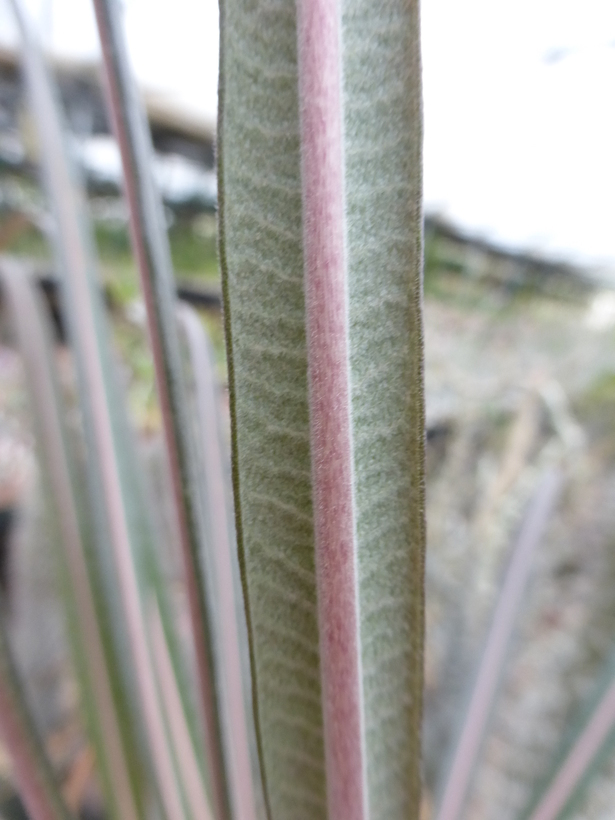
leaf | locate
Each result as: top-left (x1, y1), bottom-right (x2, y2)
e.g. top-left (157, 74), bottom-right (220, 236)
top-left (0, 344), bottom-right (70, 820)
top-left (177, 302), bottom-right (264, 820)
top-left (9, 4), bottom-right (188, 818)
top-left (91, 3), bottom-right (259, 817)
top-left (0, 258), bottom-right (138, 820)
top-left (148, 601), bottom-right (214, 820)
top-left (218, 0), bottom-right (424, 815)
top-left (521, 641), bottom-right (615, 819)
top-left (0, 616), bottom-right (69, 820)
top-left (435, 468), bottom-right (563, 820)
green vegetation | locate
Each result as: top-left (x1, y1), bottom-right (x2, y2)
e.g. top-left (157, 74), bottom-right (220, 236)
top-left (574, 372), bottom-right (615, 459)
top-left (0, 207), bottom-right (223, 432)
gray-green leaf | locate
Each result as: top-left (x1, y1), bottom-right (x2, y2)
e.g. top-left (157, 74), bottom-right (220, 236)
top-left (218, 0), bottom-right (424, 816)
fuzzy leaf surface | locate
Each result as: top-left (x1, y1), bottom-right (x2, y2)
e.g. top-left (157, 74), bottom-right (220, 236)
top-left (218, 0), bottom-right (424, 816)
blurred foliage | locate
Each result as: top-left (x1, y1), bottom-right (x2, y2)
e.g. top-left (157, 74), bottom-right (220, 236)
top-left (574, 372), bottom-right (615, 460)
top-left (423, 221), bottom-right (587, 310)
top-left (0, 220), bottom-right (50, 260)
top-left (0, 205), bottom-right (224, 433)
top-left (169, 220), bottom-right (218, 280)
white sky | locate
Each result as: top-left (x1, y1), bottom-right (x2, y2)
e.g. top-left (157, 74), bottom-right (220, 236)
top-left (0, 0), bottom-right (221, 123)
top-left (1, 0), bottom-right (614, 269)
top-left (422, 0), bottom-right (615, 269)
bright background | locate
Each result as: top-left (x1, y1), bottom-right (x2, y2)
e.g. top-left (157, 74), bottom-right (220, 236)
top-left (1, 0), bottom-right (614, 270)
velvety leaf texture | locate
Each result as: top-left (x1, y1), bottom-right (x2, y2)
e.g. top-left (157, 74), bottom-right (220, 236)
top-left (218, 0), bottom-right (424, 816)
top-left (219, 3), bottom-right (324, 818)
top-left (343, 0), bottom-right (424, 815)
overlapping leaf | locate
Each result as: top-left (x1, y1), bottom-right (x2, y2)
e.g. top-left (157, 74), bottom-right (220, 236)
top-left (91, 3), bottom-right (261, 817)
top-left (10, 3), bottom-right (206, 818)
top-left (0, 259), bottom-right (134, 820)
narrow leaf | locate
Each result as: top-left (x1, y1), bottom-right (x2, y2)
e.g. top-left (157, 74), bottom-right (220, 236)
top-left (0, 257), bottom-right (139, 820)
top-left (177, 302), bottom-right (262, 820)
top-left (0, 362), bottom-right (70, 820)
top-left (218, 0), bottom-right (424, 815)
top-left (142, 513), bottom-right (213, 816)
top-left (10, 5), bottom-right (186, 818)
top-left (148, 602), bottom-right (214, 820)
top-left (522, 644), bottom-right (615, 818)
top-left (91, 3), bottom-right (247, 817)
top-left (436, 468), bottom-right (563, 820)
top-left (0, 617), bottom-right (69, 820)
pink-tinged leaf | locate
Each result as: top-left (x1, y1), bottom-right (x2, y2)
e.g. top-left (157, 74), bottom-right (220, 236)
top-left (526, 683), bottom-right (615, 820)
top-left (177, 302), bottom-right (262, 820)
top-left (149, 602), bottom-right (214, 820)
top-left (91, 4), bottom-right (233, 818)
top-left (10, 5), bottom-right (187, 818)
top-left (0, 628), bottom-right (69, 820)
top-left (436, 469), bottom-right (563, 820)
top-left (218, 0), bottom-right (424, 814)
top-left (0, 266), bottom-right (73, 820)
top-left (296, 0), bottom-right (366, 816)
top-left (0, 257), bottom-right (139, 820)
top-left (522, 625), bottom-right (615, 817)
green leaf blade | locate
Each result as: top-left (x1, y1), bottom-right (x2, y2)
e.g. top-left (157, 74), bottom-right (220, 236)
top-left (343, 1), bottom-right (424, 815)
top-left (0, 259), bottom-right (138, 820)
top-left (218, 1), bottom-right (325, 816)
top-left (0, 621), bottom-right (69, 820)
top-left (10, 5), bottom-right (191, 818)
top-left (219, 0), bottom-right (425, 815)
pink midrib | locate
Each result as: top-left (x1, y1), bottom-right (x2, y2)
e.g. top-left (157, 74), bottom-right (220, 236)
top-left (296, 0), bottom-right (367, 817)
